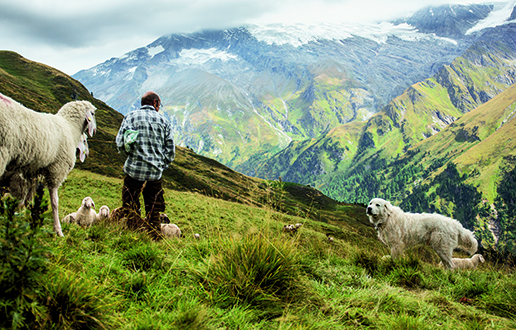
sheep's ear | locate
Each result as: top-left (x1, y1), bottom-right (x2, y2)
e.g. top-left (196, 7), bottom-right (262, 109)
top-left (86, 109), bottom-right (97, 137)
top-left (77, 133), bottom-right (89, 162)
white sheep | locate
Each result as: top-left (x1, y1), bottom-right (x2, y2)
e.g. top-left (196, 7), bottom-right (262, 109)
top-left (0, 93), bottom-right (96, 237)
top-left (451, 254), bottom-right (485, 270)
top-left (62, 212), bottom-right (77, 224)
top-left (194, 233), bottom-right (201, 239)
top-left (75, 197), bottom-right (97, 227)
top-left (96, 205), bottom-right (110, 222)
top-left (161, 223), bottom-right (181, 239)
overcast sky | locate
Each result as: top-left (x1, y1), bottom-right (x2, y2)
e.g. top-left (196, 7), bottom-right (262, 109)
top-left (0, 0), bottom-right (507, 75)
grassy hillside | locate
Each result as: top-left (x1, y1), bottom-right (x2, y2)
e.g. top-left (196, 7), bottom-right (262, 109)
top-left (2, 170), bottom-right (516, 329)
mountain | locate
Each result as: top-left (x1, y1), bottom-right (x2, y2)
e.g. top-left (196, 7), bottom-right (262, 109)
top-left (252, 20), bottom-right (516, 191)
top-left (73, 3), bottom-right (503, 169)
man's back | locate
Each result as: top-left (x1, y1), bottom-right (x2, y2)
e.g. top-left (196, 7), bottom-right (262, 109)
top-left (116, 105), bottom-right (175, 181)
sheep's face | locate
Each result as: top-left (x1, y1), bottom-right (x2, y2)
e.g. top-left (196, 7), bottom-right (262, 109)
top-left (82, 197), bottom-right (95, 209)
top-left (99, 205), bottom-right (110, 217)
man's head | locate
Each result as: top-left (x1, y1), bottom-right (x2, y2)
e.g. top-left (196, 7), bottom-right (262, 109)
top-left (141, 91), bottom-right (161, 111)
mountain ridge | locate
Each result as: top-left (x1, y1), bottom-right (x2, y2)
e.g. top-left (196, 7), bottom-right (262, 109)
top-left (73, 3), bottom-right (494, 168)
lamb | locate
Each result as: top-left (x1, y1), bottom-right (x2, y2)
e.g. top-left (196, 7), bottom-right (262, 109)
top-left (0, 93), bottom-right (96, 237)
top-left (96, 205), bottom-right (110, 222)
top-left (450, 254), bottom-right (485, 270)
top-left (62, 212), bottom-right (77, 224)
top-left (76, 197), bottom-right (97, 227)
top-left (161, 223), bottom-right (181, 239)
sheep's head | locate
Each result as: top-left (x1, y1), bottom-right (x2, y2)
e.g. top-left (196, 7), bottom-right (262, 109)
top-left (99, 205), bottom-right (110, 218)
top-left (82, 196), bottom-right (95, 209)
top-left (57, 101), bottom-right (97, 137)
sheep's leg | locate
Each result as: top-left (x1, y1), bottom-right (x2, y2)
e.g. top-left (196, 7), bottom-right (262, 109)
top-left (49, 187), bottom-right (64, 237)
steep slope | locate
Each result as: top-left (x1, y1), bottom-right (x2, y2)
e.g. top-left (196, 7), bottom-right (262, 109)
top-left (256, 23), bottom-right (516, 201)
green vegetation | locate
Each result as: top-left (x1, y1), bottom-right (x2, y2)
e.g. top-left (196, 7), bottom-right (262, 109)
top-left (2, 170), bottom-right (516, 329)
top-left (1, 48), bottom-right (516, 329)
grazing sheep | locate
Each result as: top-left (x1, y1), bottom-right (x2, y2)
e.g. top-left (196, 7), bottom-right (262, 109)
top-left (62, 212), bottom-right (77, 224)
top-left (194, 233), bottom-right (201, 239)
top-left (447, 254), bottom-right (485, 270)
top-left (295, 223), bottom-right (303, 229)
top-left (1, 172), bottom-right (37, 209)
top-left (96, 205), bottom-right (110, 222)
top-left (110, 207), bottom-right (124, 222)
top-left (161, 223), bottom-right (181, 238)
top-left (76, 197), bottom-right (97, 227)
top-left (0, 93), bottom-right (97, 237)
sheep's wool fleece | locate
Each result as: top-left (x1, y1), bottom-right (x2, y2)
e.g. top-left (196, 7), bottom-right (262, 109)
top-left (161, 224), bottom-right (181, 238)
top-left (0, 93), bottom-right (96, 187)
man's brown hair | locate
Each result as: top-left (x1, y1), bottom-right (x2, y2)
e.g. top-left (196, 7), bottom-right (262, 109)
top-left (141, 91), bottom-right (160, 107)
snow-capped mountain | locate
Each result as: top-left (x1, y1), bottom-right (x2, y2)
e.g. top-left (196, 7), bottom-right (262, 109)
top-left (73, 1), bottom-right (516, 171)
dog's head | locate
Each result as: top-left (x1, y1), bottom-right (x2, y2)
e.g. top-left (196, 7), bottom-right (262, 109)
top-left (366, 198), bottom-right (393, 226)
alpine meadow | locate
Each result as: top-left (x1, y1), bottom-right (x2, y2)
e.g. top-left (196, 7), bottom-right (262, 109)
top-left (1, 1), bottom-right (516, 329)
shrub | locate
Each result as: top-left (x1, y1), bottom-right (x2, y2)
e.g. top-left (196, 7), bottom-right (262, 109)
top-left (198, 235), bottom-right (302, 313)
top-left (0, 187), bottom-right (50, 329)
top-left (41, 268), bottom-right (121, 329)
top-left (123, 244), bottom-right (165, 271)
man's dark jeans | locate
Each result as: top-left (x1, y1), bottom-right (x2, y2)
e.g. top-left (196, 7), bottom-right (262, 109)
top-left (122, 175), bottom-right (165, 238)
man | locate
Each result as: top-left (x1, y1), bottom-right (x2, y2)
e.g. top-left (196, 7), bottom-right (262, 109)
top-left (116, 91), bottom-right (175, 239)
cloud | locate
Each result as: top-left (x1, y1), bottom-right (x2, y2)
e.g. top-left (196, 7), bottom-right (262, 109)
top-left (0, 0), bottom-right (509, 74)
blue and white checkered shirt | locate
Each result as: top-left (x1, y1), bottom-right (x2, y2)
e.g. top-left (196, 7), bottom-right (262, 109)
top-left (116, 105), bottom-right (175, 181)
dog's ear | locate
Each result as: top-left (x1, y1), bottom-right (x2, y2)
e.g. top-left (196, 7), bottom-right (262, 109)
top-left (384, 201), bottom-right (393, 213)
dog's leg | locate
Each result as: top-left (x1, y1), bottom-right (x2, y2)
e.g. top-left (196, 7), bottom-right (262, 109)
top-left (431, 232), bottom-right (455, 269)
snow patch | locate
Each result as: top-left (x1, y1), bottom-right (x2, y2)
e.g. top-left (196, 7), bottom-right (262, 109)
top-left (247, 22), bottom-right (456, 47)
top-left (148, 45), bottom-right (165, 57)
top-left (176, 48), bottom-right (238, 66)
top-left (467, 1), bottom-right (516, 34)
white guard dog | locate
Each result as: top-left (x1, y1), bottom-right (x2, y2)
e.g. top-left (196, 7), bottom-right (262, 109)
top-left (366, 198), bottom-right (478, 269)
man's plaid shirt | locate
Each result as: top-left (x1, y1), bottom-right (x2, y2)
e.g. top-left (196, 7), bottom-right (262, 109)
top-left (116, 105), bottom-right (175, 181)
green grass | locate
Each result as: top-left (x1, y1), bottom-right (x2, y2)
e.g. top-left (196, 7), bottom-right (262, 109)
top-left (1, 170), bottom-right (515, 329)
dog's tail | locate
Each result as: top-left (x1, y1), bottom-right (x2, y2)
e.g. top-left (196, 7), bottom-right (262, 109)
top-left (458, 227), bottom-right (478, 255)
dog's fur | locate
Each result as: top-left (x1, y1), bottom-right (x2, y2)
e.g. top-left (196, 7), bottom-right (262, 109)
top-left (366, 198), bottom-right (478, 269)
